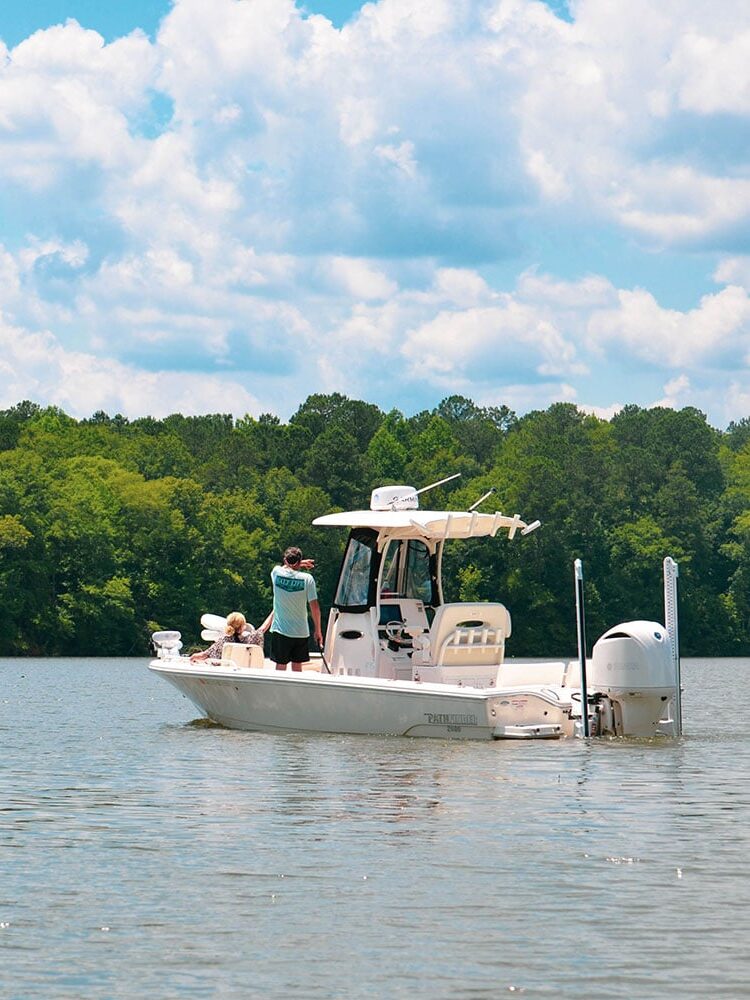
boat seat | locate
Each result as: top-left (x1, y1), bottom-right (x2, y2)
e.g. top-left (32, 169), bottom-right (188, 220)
top-left (220, 642), bottom-right (264, 669)
top-left (429, 603), bottom-right (511, 667)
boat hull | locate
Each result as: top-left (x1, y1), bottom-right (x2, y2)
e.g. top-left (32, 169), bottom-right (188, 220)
top-left (149, 659), bottom-right (572, 740)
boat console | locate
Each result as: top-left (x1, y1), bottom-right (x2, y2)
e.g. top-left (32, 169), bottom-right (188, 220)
top-left (377, 599), bottom-right (429, 642)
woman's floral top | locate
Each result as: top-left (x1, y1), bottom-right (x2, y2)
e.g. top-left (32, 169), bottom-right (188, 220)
top-left (204, 628), bottom-right (265, 659)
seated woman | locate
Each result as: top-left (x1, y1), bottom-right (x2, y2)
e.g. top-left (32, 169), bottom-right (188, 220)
top-left (190, 611), bottom-right (272, 663)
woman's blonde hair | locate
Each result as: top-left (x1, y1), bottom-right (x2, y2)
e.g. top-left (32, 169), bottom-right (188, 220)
top-left (225, 612), bottom-right (247, 636)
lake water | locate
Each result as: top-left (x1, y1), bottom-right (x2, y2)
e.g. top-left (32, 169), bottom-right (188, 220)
top-left (1, 657), bottom-right (749, 999)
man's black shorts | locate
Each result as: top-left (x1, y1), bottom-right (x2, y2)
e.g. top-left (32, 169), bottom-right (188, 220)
top-left (270, 632), bottom-right (309, 665)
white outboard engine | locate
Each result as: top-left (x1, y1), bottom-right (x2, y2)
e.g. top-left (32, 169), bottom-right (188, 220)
top-left (589, 621), bottom-right (676, 737)
top-left (151, 630), bottom-right (183, 659)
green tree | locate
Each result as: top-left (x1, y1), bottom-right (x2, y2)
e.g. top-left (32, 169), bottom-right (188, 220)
top-left (0, 401), bottom-right (42, 451)
top-left (0, 393), bottom-right (745, 657)
top-left (290, 393), bottom-right (383, 452)
top-left (366, 425), bottom-right (407, 485)
top-left (302, 426), bottom-right (367, 508)
top-left (436, 395), bottom-right (515, 466)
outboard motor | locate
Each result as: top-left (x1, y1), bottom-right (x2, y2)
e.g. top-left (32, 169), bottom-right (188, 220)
top-left (151, 630), bottom-right (183, 659)
top-left (589, 621), bottom-right (676, 737)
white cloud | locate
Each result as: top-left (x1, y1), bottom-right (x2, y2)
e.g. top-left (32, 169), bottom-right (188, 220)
top-left (587, 285), bottom-right (750, 368)
top-left (1, 0), bottom-right (748, 256)
top-left (0, 247), bottom-right (21, 300)
top-left (374, 140), bottom-right (418, 179)
top-left (0, 315), bottom-right (263, 418)
top-left (611, 168), bottom-right (750, 244)
top-left (525, 149), bottom-right (570, 201)
top-left (0, 1), bottom-right (749, 426)
top-left (474, 380), bottom-right (579, 414)
top-left (577, 401), bottom-right (624, 421)
top-left (0, 22), bottom-right (156, 183)
top-left (714, 257), bottom-right (750, 292)
top-left (669, 29), bottom-right (750, 116)
top-left (652, 373), bottom-right (691, 409)
top-left (327, 257), bottom-right (397, 300)
top-left (433, 269), bottom-right (493, 308)
top-left (516, 271), bottom-right (615, 310)
top-left (19, 237), bottom-right (89, 272)
top-left (402, 301), bottom-right (582, 384)
top-left (337, 96), bottom-right (379, 147)
top-left (722, 382), bottom-right (750, 425)
top-left (508, 0), bottom-right (750, 244)
top-left (641, 374), bottom-right (750, 429)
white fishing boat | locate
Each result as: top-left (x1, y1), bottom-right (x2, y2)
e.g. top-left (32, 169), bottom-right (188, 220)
top-left (149, 481), bottom-right (682, 740)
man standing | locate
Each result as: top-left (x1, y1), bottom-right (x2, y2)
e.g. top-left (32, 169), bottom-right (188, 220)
top-left (270, 546), bottom-right (323, 671)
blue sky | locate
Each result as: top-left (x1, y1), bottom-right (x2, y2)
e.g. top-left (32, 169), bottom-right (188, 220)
top-left (0, 0), bottom-right (748, 426)
top-left (0, 1), bottom-right (371, 43)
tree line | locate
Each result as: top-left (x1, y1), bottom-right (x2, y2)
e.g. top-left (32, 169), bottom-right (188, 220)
top-left (1, 394), bottom-right (748, 657)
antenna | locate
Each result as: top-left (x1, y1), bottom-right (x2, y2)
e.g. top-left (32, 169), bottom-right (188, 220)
top-left (412, 472), bottom-right (461, 498)
top-left (468, 487), bottom-right (495, 512)
top-left (390, 473), bottom-right (461, 508)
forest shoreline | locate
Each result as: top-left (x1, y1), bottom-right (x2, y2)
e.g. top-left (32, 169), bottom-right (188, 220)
top-left (1, 393), bottom-right (747, 658)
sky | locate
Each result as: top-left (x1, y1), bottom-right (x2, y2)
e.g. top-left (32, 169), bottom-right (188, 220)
top-left (0, 0), bottom-right (749, 427)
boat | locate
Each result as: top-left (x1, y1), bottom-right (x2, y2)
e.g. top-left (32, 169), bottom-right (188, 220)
top-left (149, 482), bottom-right (682, 740)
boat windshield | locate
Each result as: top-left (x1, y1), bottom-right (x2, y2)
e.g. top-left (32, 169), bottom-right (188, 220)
top-left (379, 538), bottom-right (436, 605)
top-left (380, 540), bottom-right (400, 596)
top-left (334, 528), bottom-right (380, 611)
top-left (404, 540), bottom-right (433, 604)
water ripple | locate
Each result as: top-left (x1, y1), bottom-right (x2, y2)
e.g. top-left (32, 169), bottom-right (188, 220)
top-left (1, 656), bottom-right (749, 998)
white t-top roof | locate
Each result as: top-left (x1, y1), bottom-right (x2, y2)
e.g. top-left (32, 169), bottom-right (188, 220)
top-left (312, 509), bottom-right (535, 540)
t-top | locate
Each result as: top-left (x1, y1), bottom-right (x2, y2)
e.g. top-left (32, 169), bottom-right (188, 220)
top-left (271, 565), bottom-right (317, 638)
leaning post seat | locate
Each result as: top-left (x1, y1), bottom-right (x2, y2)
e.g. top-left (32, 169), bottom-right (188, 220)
top-left (428, 603), bottom-right (512, 667)
top-left (220, 642), bottom-right (264, 669)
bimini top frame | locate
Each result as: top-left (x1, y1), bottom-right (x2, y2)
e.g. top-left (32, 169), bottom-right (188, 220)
top-left (315, 486), bottom-right (541, 614)
top-left (313, 509), bottom-right (540, 545)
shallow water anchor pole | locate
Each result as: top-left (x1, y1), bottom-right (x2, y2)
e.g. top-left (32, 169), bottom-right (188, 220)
top-left (663, 556), bottom-right (682, 735)
top-left (574, 558), bottom-right (590, 737)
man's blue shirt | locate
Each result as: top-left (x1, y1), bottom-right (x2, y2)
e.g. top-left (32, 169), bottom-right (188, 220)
top-left (271, 565), bottom-right (317, 637)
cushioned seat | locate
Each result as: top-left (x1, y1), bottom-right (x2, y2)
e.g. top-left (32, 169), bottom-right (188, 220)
top-left (221, 642), bottom-right (264, 668)
top-left (429, 603), bottom-right (511, 667)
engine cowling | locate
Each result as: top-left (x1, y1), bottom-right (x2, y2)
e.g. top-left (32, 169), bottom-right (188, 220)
top-left (589, 621), bottom-right (676, 737)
